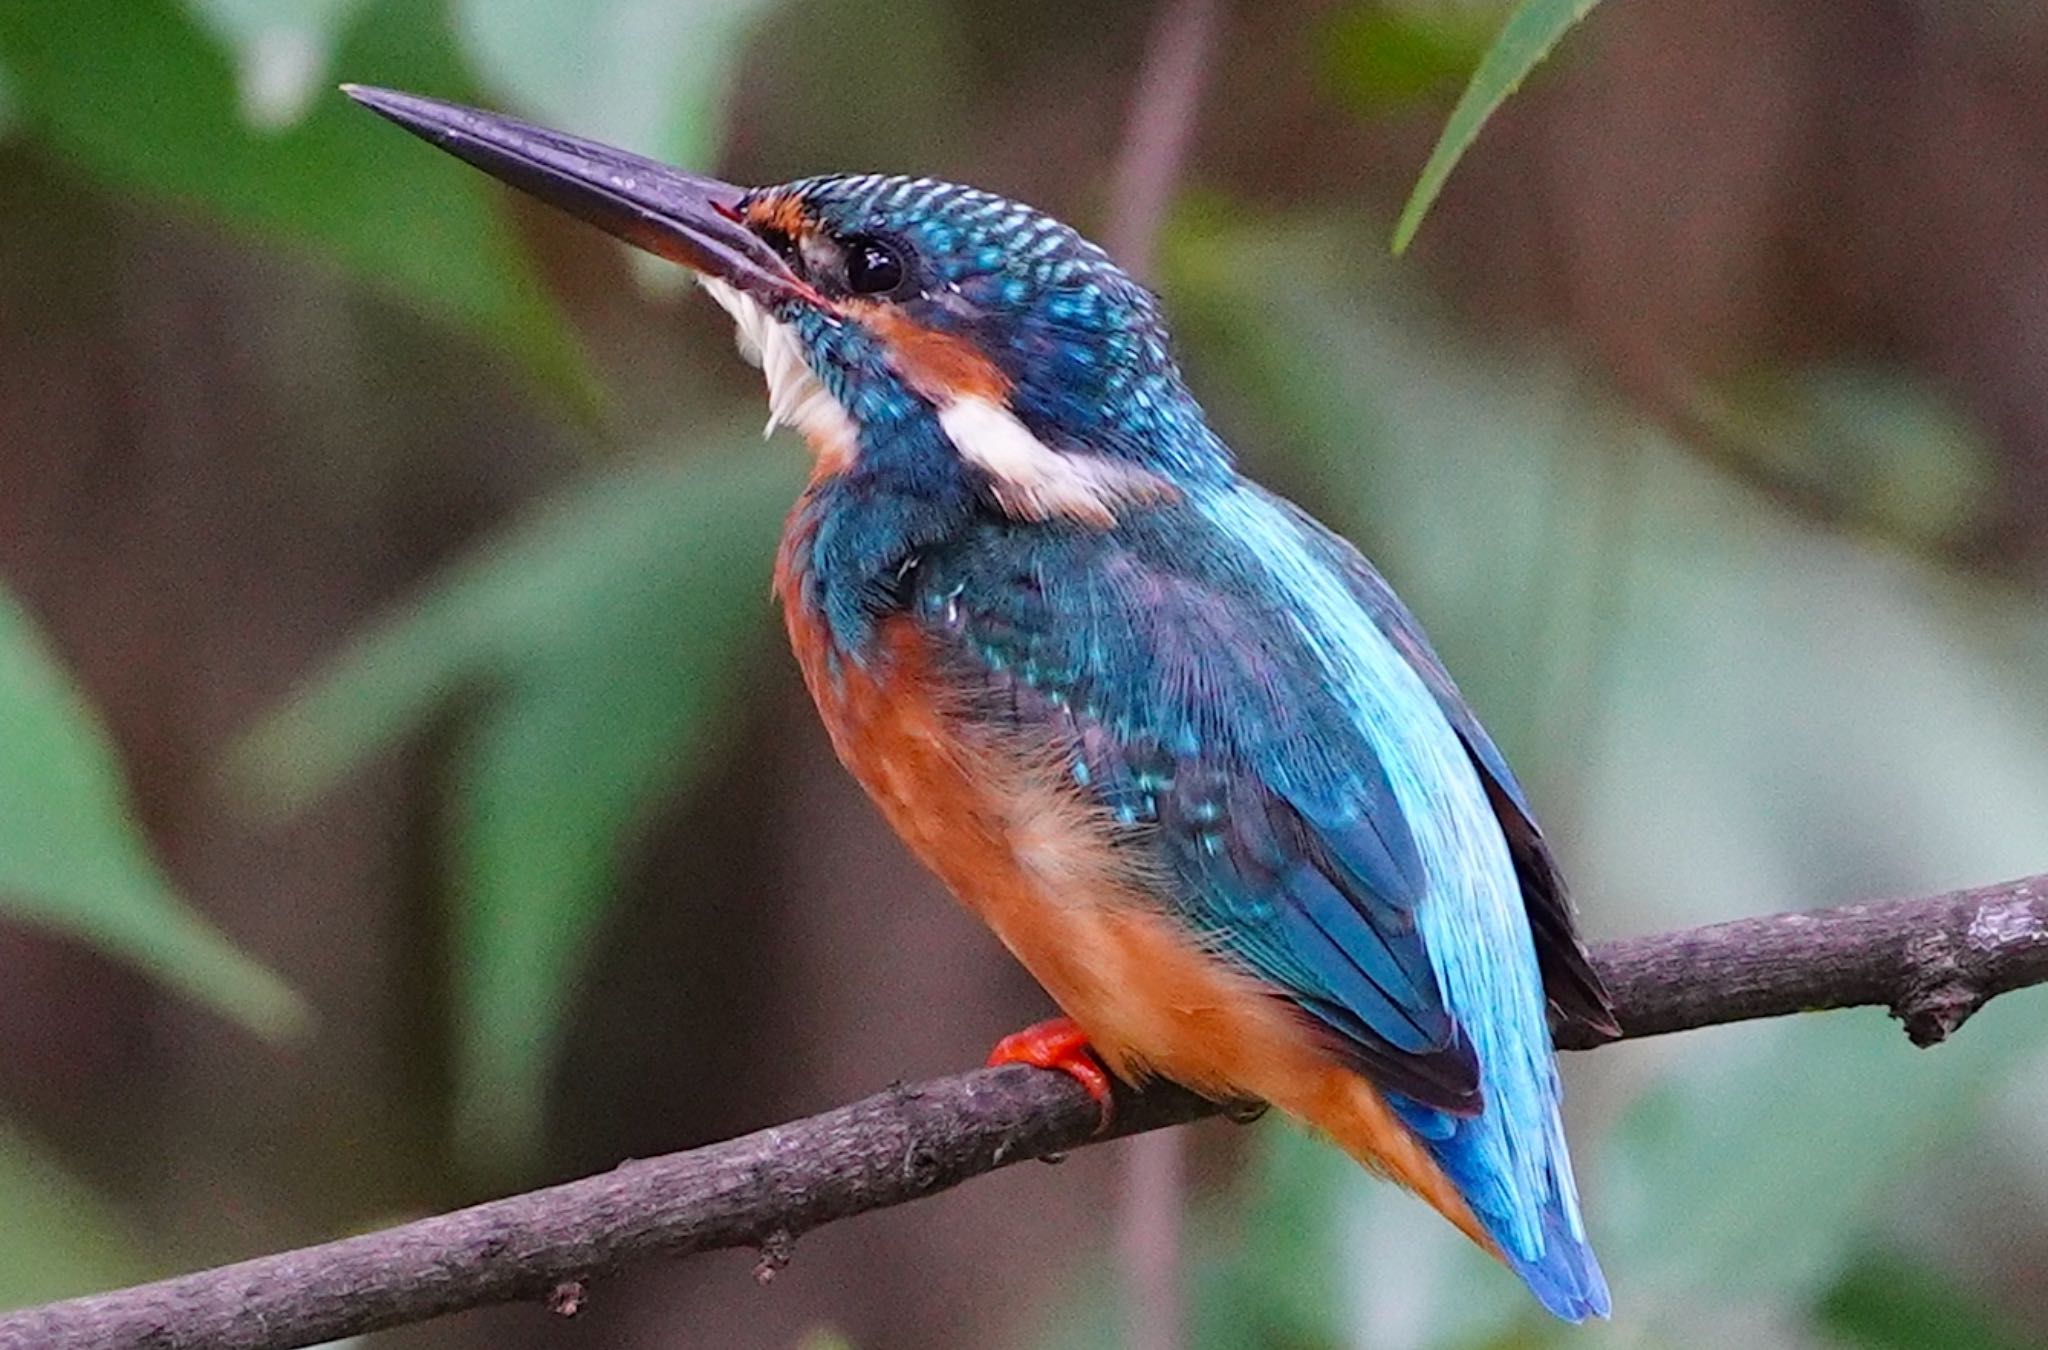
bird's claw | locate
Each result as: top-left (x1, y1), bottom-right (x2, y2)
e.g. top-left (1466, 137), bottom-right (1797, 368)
top-left (988, 1016), bottom-right (1115, 1134)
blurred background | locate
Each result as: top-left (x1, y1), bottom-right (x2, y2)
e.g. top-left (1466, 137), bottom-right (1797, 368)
top-left (3, 0), bottom-right (2048, 1346)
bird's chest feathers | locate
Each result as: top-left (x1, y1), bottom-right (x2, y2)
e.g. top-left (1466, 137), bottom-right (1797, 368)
top-left (776, 589), bottom-right (1132, 978)
top-left (774, 520), bottom-right (1315, 1096)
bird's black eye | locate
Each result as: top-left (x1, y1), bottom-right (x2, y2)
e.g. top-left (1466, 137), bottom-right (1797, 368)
top-left (843, 236), bottom-right (905, 295)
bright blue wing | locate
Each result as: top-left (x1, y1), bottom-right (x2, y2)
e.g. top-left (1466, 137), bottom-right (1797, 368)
top-left (1270, 491), bottom-right (1617, 1038)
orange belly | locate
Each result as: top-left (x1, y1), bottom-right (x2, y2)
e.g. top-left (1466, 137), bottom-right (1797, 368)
top-left (774, 521), bottom-right (1489, 1250)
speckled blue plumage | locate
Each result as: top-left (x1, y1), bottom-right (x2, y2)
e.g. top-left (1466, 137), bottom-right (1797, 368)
top-left (769, 175), bottom-right (1612, 1320)
top-left (765, 175), bottom-right (1224, 475)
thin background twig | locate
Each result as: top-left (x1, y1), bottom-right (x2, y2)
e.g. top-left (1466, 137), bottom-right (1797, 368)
top-left (1106, 0), bottom-right (1223, 279)
top-left (1102, 2), bottom-right (1226, 1347)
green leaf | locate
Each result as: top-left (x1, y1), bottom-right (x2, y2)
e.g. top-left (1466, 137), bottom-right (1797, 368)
top-left (1818, 1247), bottom-right (2030, 1350)
top-left (0, 587), bottom-right (303, 1038)
top-left (238, 435), bottom-right (802, 1169)
top-left (453, 0), bottom-right (779, 168)
top-left (1320, 4), bottom-right (1497, 111)
top-left (0, 1121), bottom-right (151, 1310)
top-left (0, 0), bottom-right (587, 398)
top-left (182, 0), bottom-right (369, 127)
top-left (1391, 0), bottom-right (1604, 254)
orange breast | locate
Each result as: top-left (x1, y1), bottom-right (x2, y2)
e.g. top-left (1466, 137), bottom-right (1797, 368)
top-left (772, 501), bottom-right (1490, 1252)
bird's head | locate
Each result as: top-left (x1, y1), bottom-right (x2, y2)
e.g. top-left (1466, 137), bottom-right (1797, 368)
top-left (345, 86), bottom-right (1225, 524)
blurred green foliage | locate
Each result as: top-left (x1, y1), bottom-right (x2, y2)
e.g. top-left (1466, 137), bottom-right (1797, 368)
top-left (238, 441), bottom-right (801, 1169)
top-left (1, 1), bottom-right (2044, 1347)
top-left (185, 0), bottom-right (369, 125)
top-left (1320, 5), bottom-right (1495, 111)
top-left (0, 0), bottom-right (585, 397)
top-left (0, 588), bottom-right (302, 1037)
top-left (1820, 1250), bottom-right (2028, 1350)
top-left (1702, 363), bottom-right (1998, 553)
top-left (0, 1125), bottom-right (149, 1309)
top-left (0, 0), bottom-right (790, 1181)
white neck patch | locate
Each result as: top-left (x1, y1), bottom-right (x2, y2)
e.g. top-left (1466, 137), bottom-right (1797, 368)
top-left (697, 277), bottom-right (858, 453)
top-left (936, 396), bottom-right (1172, 526)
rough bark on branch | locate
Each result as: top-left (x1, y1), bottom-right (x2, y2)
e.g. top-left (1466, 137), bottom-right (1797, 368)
top-left (3, 873), bottom-right (2045, 1350)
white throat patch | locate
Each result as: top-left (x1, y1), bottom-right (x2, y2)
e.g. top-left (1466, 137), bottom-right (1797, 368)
top-left (936, 396), bottom-right (1173, 526)
top-left (697, 276), bottom-right (858, 453)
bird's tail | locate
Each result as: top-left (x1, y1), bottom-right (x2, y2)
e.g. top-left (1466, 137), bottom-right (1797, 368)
top-left (1391, 1087), bottom-right (1610, 1322)
top-left (1282, 1066), bottom-right (1610, 1322)
top-left (1492, 1194), bottom-right (1611, 1322)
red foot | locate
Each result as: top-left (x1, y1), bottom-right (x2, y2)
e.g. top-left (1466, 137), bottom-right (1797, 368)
top-left (988, 1017), bottom-right (1115, 1132)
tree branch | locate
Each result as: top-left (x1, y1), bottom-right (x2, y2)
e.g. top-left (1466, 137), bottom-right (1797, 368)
top-left (1553, 874), bottom-right (2048, 1049)
top-left (4, 873), bottom-right (2046, 1350)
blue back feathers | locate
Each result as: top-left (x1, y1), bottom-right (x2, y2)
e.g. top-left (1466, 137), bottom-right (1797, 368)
top-left (769, 174), bottom-right (1612, 1320)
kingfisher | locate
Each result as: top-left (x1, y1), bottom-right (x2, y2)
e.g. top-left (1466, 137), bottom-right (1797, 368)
top-left (345, 85), bottom-right (1620, 1321)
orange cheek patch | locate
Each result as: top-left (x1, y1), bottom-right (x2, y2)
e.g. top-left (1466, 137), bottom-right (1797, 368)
top-left (851, 303), bottom-right (1012, 404)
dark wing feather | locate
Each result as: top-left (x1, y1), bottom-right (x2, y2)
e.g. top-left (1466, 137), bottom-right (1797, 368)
top-left (1270, 493), bottom-right (1619, 1040)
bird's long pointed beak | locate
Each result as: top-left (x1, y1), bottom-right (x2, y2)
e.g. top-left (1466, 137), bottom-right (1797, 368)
top-left (341, 84), bottom-right (816, 307)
